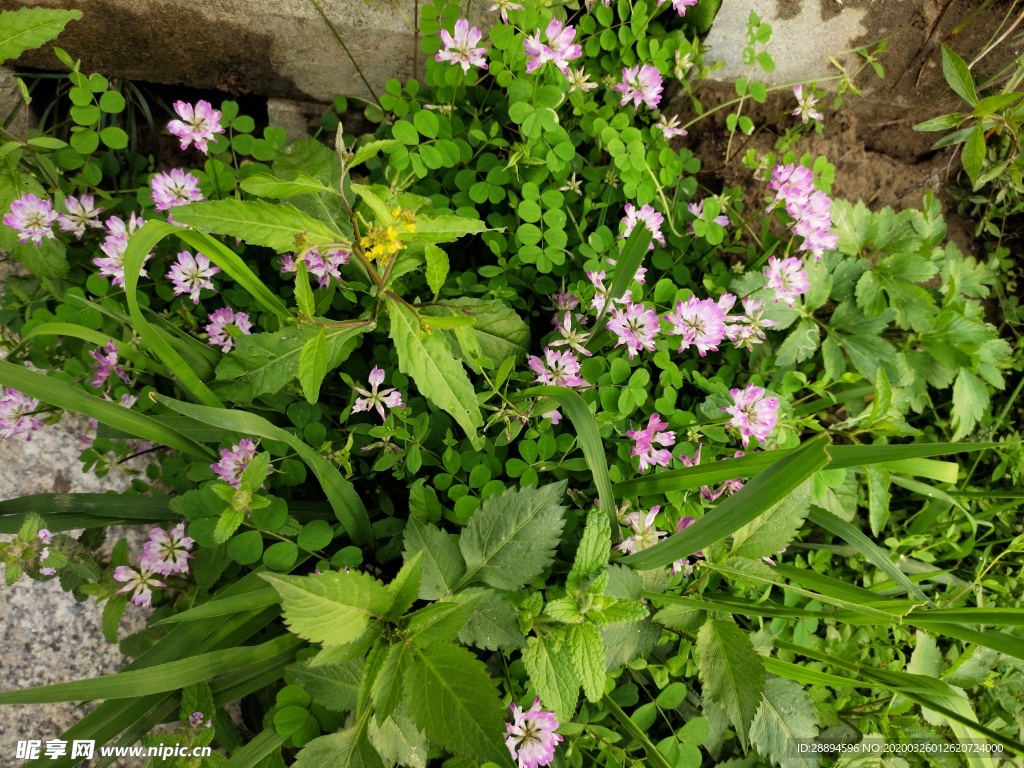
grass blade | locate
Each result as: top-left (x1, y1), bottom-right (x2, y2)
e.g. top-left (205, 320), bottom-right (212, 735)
top-left (222, 728), bottom-right (287, 768)
top-left (0, 493), bottom-right (176, 533)
top-left (155, 588), bottom-right (280, 624)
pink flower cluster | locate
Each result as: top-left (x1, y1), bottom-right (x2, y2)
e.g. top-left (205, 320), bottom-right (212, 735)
top-left (89, 341), bottom-right (130, 388)
top-left (0, 388), bottom-right (43, 440)
top-left (206, 307), bottom-right (253, 353)
top-left (3, 194), bottom-right (57, 245)
top-left (620, 203), bottom-right (665, 251)
top-left (167, 100), bottom-right (224, 154)
top-left (280, 248), bottom-right (350, 287)
top-left (723, 383), bottom-right (779, 447)
top-left (93, 213), bottom-right (152, 287)
top-left (528, 347), bottom-right (588, 388)
top-left (607, 301), bottom-right (659, 359)
top-left (628, 413), bottom-right (675, 472)
top-left (768, 164), bottom-right (836, 260)
top-left (524, 19), bottom-right (583, 74)
top-left (211, 438), bottom-right (258, 487)
top-left (613, 64), bottom-right (663, 110)
top-left (351, 366), bottom-right (405, 420)
top-left (166, 250), bottom-right (220, 304)
top-left (616, 505), bottom-right (667, 553)
top-left (506, 698), bottom-right (562, 768)
top-left (664, 293), bottom-right (778, 356)
top-left (764, 255), bottom-right (809, 307)
top-left (151, 168), bottom-right (204, 212)
top-left (113, 523), bottom-right (194, 609)
top-left (792, 84), bottom-right (823, 124)
top-left (58, 195), bottom-right (104, 239)
top-left (657, 0), bottom-right (698, 15)
top-left (436, 19), bottom-right (488, 73)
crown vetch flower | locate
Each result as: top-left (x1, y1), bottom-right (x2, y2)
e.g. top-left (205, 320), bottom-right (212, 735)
top-left (613, 64), bottom-right (663, 110)
top-left (671, 515), bottom-right (705, 575)
top-left (0, 388), bottom-right (43, 440)
top-left (607, 301), bottom-right (660, 359)
top-left (724, 384), bottom-right (779, 447)
top-left (89, 341), bottom-right (130, 388)
top-left (150, 169), bottom-right (204, 211)
top-left (352, 366), bottom-right (405, 421)
top-left (57, 195), bottom-right (103, 238)
top-left (94, 214), bottom-right (153, 287)
top-left (167, 250), bottom-right (220, 304)
top-left (3, 193), bottom-right (57, 245)
top-left (655, 114), bottom-right (688, 140)
top-left (768, 164), bottom-right (835, 260)
top-left (566, 67), bottom-right (597, 93)
top-left (167, 100), bottom-right (225, 154)
top-left (524, 19), bottom-right (582, 74)
top-left (724, 297), bottom-right (778, 350)
top-left (628, 413), bottom-right (676, 472)
top-left (436, 19), bottom-right (488, 73)
top-left (665, 296), bottom-right (728, 356)
top-left (616, 506), bottom-right (667, 554)
top-left (527, 346), bottom-right (587, 388)
top-left (620, 203), bottom-right (666, 249)
top-left (792, 84), bottom-right (824, 124)
top-left (764, 255), bottom-right (810, 307)
top-left (506, 698), bottom-right (562, 768)
top-left (549, 312), bottom-right (592, 357)
top-left (488, 0), bottom-right (524, 22)
top-left (141, 522), bottom-right (194, 576)
top-left (658, 0), bottom-right (698, 15)
top-left (281, 248), bottom-right (349, 287)
top-left (114, 564), bottom-right (164, 610)
top-left (206, 307), bottom-right (253, 353)
top-left (211, 438), bottom-right (258, 487)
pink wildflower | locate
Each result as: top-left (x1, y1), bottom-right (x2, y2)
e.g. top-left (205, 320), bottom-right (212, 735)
top-left (724, 297), bottom-right (778, 350)
top-left (527, 347), bottom-right (587, 388)
top-left (768, 164), bottom-right (836, 260)
top-left (0, 388), bottom-right (43, 440)
top-left (566, 67), bottom-right (597, 93)
top-left (211, 438), bottom-right (258, 487)
top-left (141, 523), bottom-right (194, 576)
top-left (664, 296), bottom-right (727, 356)
top-left (114, 564), bottom-right (164, 610)
top-left (613, 64), bottom-right (663, 110)
top-left (3, 194), bottom-right (57, 245)
top-left (150, 169), bottom-right (204, 212)
top-left (764, 256), bottom-right (810, 307)
top-left (436, 19), bottom-right (488, 73)
top-left (89, 341), bottom-right (129, 388)
top-left (655, 114), bottom-right (688, 140)
top-left (671, 515), bottom-right (704, 575)
top-left (94, 214), bottom-right (152, 287)
top-left (351, 367), bottom-right (405, 420)
top-left (206, 307), bottom-right (253, 353)
top-left (701, 451), bottom-right (746, 501)
top-left (628, 413), bottom-right (676, 472)
top-left (524, 19), bottom-right (582, 74)
top-left (57, 195), bottom-right (103, 238)
top-left (280, 248), bottom-right (349, 287)
top-left (616, 506), bottom-right (667, 554)
top-left (167, 251), bottom-right (220, 304)
top-left (792, 84), bottom-right (824, 124)
top-left (620, 203), bottom-right (666, 249)
top-left (550, 312), bottom-right (592, 357)
top-left (658, 0), bottom-right (698, 15)
top-left (167, 100), bottom-right (224, 154)
top-left (506, 698), bottom-right (562, 768)
top-left (724, 384), bottom-right (779, 447)
top-left (607, 301), bottom-right (660, 359)
top-left (488, 0), bottom-right (524, 22)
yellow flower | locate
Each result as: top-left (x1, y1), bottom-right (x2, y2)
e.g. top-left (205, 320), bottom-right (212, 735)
top-left (360, 225), bottom-right (404, 263)
top-left (392, 207), bottom-right (417, 233)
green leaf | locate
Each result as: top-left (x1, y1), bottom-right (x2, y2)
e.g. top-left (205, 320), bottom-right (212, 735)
top-left (402, 517), bottom-right (465, 600)
top-left (350, 139), bottom-right (402, 168)
top-left (622, 434), bottom-right (831, 570)
top-left (287, 659), bottom-right (361, 713)
top-left (11, 237), bottom-right (68, 280)
top-left (730, 479), bottom-right (812, 560)
top-left (422, 298), bottom-right (531, 369)
top-left (940, 44), bottom-right (977, 105)
top-left (99, 126), bottom-right (128, 150)
top-left (410, 213), bottom-right (487, 244)
top-left (298, 330), bottom-right (328, 404)
top-left (293, 728), bottom-right (384, 768)
top-left (567, 512), bottom-right (611, 593)
top-left (0, 7), bottom-right (82, 63)
top-left (749, 678), bottom-right (819, 768)
top-left (260, 571), bottom-right (392, 647)
top-left (961, 123), bottom-right (986, 186)
top-left (240, 173), bottom-right (339, 199)
top-left (405, 600), bottom-right (476, 647)
top-left (448, 588), bottom-right (527, 651)
top-left (425, 244), bottom-right (449, 297)
top-left (696, 619), bottom-right (765, 747)
top-left (951, 368), bottom-right (989, 440)
top-left (405, 643), bottom-right (511, 766)
top-left (385, 552), bottom-right (423, 622)
top-left (216, 321), bottom-right (369, 402)
top-left (566, 622), bottom-right (605, 703)
top-left (371, 644), bottom-right (409, 724)
top-left (522, 633), bottom-right (579, 721)
top-left (368, 709), bottom-right (427, 768)
top-left (388, 299), bottom-right (483, 443)
top-left (172, 200), bottom-right (343, 253)
top-left (457, 481), bottom-right (567, 590)
top-left (866, 466), bottom-right (891, 536)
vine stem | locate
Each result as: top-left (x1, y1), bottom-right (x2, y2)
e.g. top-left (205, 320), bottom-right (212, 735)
top-left (307, 0), bottom-right (384, 110)
top-left (601, 693), bottom-right (675, 768)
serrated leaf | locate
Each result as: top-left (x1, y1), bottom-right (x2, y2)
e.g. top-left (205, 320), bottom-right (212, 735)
top-left (589, 598), bottom-right (649, 625)
top-left (388, 299), bottom-right (483, 442)
top-left (458, 482), bottom-right (567, 590)
top-left (522, 633), bottom-right (579, 721)
top-left (730, 479), bottom-right (812, 560)
top-left (288, 659), bottom-right (362, 713)
top-left (405, 599), bottom-right (477, 648)
top-left (372, 644), bottom-right (409, 724)
top-left (402, 517), bottom-right (466, 600)
top-left (750, 678), bottom-right (819, 768)
top-left (448, 588), bottom-right (527, 651)
top-left (775, 319), bottom-right (820, 367)
top-left (831, 200), bottom-right (876, 256)
top-left (866, 466), bottom-right (891, 536)
top-left (405, 643), bottom-right (511, 766)
top-left (425, 244), bottom-right (450, 297)
top-left (298, 330), bottom-right (328, 404)
top-left (0, 7), bottom-right (82, 63)
top-left (350, 139), bottom-right (403, 168)
top-left (951, 368), bottom-right (989, 440)
top-left (385, 551), bottom-right (423, 621)
top-left (261, 571), bottom-right (392, 647)
top-left (566, 622), bottom-right (605, 702)
top-left (544, 597), bottom-right (583, 624)
top-left (293, 728), bottom-right (384, 768)
top-left (697, 619), bottom-right (765, 747)
top-left (567, 512), bottom-right (611, 593)
top-left (368, 707), bottom-right (428, 768)
top-left (172, 199), bottom-right (343, 252)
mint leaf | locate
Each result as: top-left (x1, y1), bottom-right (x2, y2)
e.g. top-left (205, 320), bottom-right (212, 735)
top-left (402, 517), bottom-right (465, 600)
top-left (750, 678), bottom-right (819, 768)
top-left (458, 482), bottom-right (567, 591)
top-left (404, 599), bottom-right (477, 648)
top-left (288, 659), bottom-right (362, 713)
top-left (293, 728), bottom-right (384, 768)
top-left (566, 622), bottom-right (606, 703)
top-left (368, 707), bottom-right (428, 768)
top-left (405, 643), bottom-right (511, 766)
top-left (567, 511), bottom-right (611, 593)
top-left (261, 571), bottom-right (392, 647)
top-left (389, 299), bottom-right (483, 443)
top-left (522, 633), bottom-right (579, 721)
top-left (449, 588), bottom-right (527, 651)
top-left (697, 619), bottom-right (765, 747)
top-left (372, 644), bottom-right (408, 724)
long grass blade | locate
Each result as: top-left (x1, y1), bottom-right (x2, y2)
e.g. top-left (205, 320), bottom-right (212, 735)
top-left (0, 493), bottom-right (176, 533)
top-left (222, 728), bottom-right (287, 768)
top-left (156, 588), bottom-right (280, 625)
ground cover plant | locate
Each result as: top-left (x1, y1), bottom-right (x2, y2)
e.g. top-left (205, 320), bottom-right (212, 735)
top-left (0, 2), bottom-right (1023, 768)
